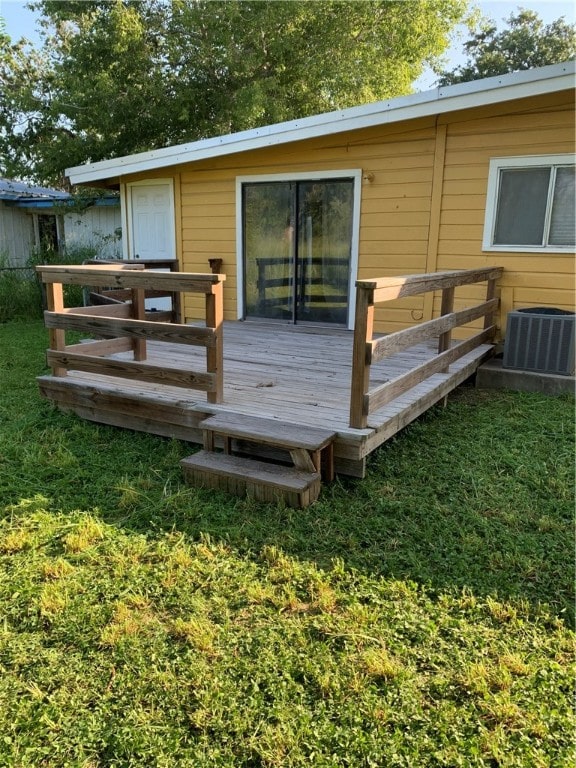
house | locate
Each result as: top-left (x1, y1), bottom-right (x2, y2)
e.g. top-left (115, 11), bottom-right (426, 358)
top-left (0, 179), bottom-right (122, 268)
top-left (65, 60), bottom-right (575, 338)
top-left (33, 61), bottom-right (574, 501)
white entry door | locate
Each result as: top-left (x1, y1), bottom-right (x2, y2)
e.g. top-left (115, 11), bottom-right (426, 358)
top-left (128, 181), bottom-right (175, 310)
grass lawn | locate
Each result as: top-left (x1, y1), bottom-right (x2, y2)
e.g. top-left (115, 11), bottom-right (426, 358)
top-left (0, 319), bottom-right (574, 767)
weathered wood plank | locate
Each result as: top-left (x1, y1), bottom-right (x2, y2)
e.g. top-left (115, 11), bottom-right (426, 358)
top-left (36, 375), bottom-right (209, 429)
top-left (199, 413), bottom-right (335, 451)
top-left (181, 451), bottom-right (320, 493)
top-left (131, 286), bottom-right (147, 361)
top-left (37, 265), bottom-right (225, 293)
top-left (290, 448), bottom-right (317, 473)
top-left (359, 267), bottom-right (504, 303)
top-left (206, 280), bottom-right (224, 404)
top-left (349, 283), bottom-right (374, 429)
top-left (363, 348), bottom-right (493, 453)
top-left (59, 304), bottom-right (133, 318)
top-left (64, 337), bottom-right (134, 356)
top-left (366, 328), bottom-right (495, 413)
top-left (45, 281), bottom-right (66, 377)
top-left (46, 350), bottom-right (216, 391)
top-left (95, 288), bottom-right (175, 302)
top-left (44, 312), bottom-right (216, 347)
top-left (370, 299), bottom-right (498, 362)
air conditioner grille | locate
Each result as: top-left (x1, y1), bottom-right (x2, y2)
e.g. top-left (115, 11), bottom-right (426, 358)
top-left (503, 308), bottom-right (575, 376)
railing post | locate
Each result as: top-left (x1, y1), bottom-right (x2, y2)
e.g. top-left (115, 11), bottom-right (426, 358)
top-left (131, 286), bottom-right (147, 361)
top-left (206, 279), bottom-right (224, 404)
top-left (438, 286), bottom-right (454, 372)
top-left (484, 277), bottom-right (498, 335)
top-left (45, 281), bottom-right (67, 377)
top-left (349, 284), bottom-right (374, 429)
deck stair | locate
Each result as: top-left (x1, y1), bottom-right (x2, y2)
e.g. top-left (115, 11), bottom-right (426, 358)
top-left (180, 413), bottom-right (336, 507)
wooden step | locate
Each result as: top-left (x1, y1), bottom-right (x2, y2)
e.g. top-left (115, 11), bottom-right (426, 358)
top-left (199, 413), bottom-right (336, 481)
top-left (199, 413), bottom-right (336, 451)
top-left (181, 450), bottom-right (321, 508)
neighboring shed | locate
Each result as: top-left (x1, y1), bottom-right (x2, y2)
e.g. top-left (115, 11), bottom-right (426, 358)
top-left (0, 179), bottom-right (122, 267)
top-left (66, 61), bottom-right (575, 338)
top-left (61, 197), bottom-right (122, 260)
top-left (0, 179), bottom-right (68, 268)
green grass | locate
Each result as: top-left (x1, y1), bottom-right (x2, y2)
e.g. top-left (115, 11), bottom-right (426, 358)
top-left (0, 320), bottom-right (574, 767)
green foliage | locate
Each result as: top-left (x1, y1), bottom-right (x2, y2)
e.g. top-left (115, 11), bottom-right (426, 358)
top-left (0, 244), bottom-right (103, 322)
top-left (0, 260), bottom-right (42, 323)
top-left (0, 321), bottom-right (573, 765)
top-left (2, 0), bottom-right (468, 184)
top-left (438, 8), bottom-right (576, 85)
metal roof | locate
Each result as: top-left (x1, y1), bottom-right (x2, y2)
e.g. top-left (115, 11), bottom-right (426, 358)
top-left (66, 60), bottom-right (575, 186)
top-left (0, 178), bottom-right (70, 201)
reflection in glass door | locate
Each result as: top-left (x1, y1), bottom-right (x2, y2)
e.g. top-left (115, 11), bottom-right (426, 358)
top-left (243, 179), bottom-right (354, 325)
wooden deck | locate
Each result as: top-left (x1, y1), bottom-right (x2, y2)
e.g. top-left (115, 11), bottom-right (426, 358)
top-left (35, 263), bottom-right (502, 502)
top-left (38, 321), bottom-right (494, 478)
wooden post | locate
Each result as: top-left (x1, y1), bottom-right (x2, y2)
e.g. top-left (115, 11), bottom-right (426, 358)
top-left (437, 286), bottom-right (454, 372)
top-left (484, 277), bottom-right (498, 336)
top-left (45, 281), bottom-right (67, 377)
top-left (131, 287), bottom-right (147, 361)
top-left (349, 285), bottom-right (374, 429)
top-left (169, 260), bottom-right (182, 324)
top-left (206, 280), bottom-right (224, 404)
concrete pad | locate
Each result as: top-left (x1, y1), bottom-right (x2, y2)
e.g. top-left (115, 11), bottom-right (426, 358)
top-left (476, 358), bottom-right (575, 396)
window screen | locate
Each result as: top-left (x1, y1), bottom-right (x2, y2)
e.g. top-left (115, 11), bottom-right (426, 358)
top-left (549, 167), bottom-right (576, 246)
top-left (493, 168), bottom-right (550, 246)
top-left (490, 161), bottom-right (575, 249)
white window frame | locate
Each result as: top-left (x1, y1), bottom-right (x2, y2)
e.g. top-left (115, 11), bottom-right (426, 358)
top-left (236, 170), bottom-right (362, 329)
top-left (483, 154), bottom-right (575, 253)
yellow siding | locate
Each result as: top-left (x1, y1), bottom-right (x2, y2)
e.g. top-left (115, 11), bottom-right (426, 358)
top-left (165, 118), bottom-right (438, 329)
top-left (120, 89), bottom-right (575, 337)
top-left (437, 91), bottom-right (575, 337)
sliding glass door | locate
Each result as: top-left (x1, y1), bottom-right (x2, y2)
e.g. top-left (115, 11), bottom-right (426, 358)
top-left (243, 178), bottom-right (354, 325)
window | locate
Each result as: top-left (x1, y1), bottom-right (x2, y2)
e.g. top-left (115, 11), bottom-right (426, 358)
top-left (483, 155), bottom-right (575, 252)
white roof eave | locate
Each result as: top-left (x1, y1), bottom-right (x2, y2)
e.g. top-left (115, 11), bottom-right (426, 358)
top-left (66, 60), bottom-right (576, 186)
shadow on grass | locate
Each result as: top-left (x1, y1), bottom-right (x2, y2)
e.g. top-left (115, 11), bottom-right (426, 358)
top-left (2, 322), bottom-right (574, 622)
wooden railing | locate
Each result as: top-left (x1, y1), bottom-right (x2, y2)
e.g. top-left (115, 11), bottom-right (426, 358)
top-left (349, 267), bottom-right (503, 428)
top-left (83, 258), bottom-right (182, 323)
top-left (36, 263), bottom-right (226, 404)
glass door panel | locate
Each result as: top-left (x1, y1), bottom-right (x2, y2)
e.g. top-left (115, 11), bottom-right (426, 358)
top-left (244, 183), bottom-right (295, 320)
top-left (296, 180), bottom-right (353, 324)
top-left (243, 179), bottom-right (354, 325)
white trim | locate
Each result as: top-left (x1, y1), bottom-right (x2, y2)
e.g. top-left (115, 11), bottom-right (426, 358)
top-left (66, 62), bottom-right (575, 185)
top-left (483, 154), bottom-right (576, 253)
top-left (125, 179), bottom-right (176, 260)
top-left (236, 170), bottom-right (362, 329)
top-left (120, 183), bottom-right (129, 259)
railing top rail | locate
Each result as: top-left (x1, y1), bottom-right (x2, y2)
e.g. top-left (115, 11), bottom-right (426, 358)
top-left (36, 264), bottom-right (226, 292)
top-left (83, 258), bottom-right (179, 268)
top-left (356, 267), bottom-right (503, 301)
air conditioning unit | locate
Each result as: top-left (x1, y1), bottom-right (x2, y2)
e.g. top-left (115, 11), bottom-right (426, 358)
top-left (503, 308), bottom-right (575, 376)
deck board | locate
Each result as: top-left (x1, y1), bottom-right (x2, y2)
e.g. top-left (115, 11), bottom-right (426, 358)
top-left (38, 321), bottom-right (493, 476)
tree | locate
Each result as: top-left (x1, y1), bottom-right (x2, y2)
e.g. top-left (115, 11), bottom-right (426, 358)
top-left (1, 0), bottom-right (468, 185)
top-left (438, 8), bottom-right (576, 85)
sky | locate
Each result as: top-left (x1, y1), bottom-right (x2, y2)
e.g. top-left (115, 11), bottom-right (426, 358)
top-left (1, 0), bottom-right (574, 91)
